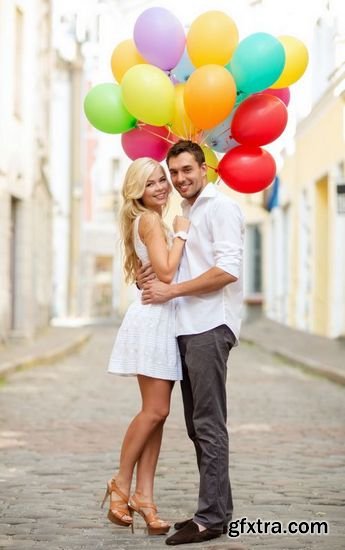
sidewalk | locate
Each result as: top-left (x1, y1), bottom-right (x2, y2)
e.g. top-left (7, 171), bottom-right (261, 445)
top-left (241, 316), bottom-right (345, 386)
top-left (0, 326), bottom-right (92, 378)
top-left (1, 316), bottom-right (344, 387)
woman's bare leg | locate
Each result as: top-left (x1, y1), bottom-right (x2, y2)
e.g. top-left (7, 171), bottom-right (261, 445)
top-left (114, 376), bottom-right (173, 500)
top-left (135, 422), bottom-right (164, 500)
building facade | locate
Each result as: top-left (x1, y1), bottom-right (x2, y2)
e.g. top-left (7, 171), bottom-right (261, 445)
top-left (263, 6), bottom-right (345, 338)
top-left (0, 0), bottom-right (53, 342)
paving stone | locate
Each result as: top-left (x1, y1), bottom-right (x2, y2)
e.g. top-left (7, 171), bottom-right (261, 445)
top-left (0, 326), bottom-right (344, 549)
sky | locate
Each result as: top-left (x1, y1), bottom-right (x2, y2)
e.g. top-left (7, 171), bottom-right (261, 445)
top-left (60, 0), bottom-right (338, 43)
top-left (106, 0), bottom-right (334, 40)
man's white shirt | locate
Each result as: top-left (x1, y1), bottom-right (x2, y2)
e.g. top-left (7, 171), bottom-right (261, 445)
top-left (176, 183), bottom-right (245, 341)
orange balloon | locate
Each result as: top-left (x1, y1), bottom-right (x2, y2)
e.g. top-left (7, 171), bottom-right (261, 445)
top-left (187, 11), bottom-right (239, 67)
top-left (170, 84), bottom-right (198, 139)
top-left (111, 39), bottom-right (147, 83)
top-left (184, 65), bottom-right (237, 130)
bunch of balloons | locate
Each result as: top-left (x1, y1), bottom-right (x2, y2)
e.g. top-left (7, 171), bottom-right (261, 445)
top-left (84, 8), bottom-right (309, 194)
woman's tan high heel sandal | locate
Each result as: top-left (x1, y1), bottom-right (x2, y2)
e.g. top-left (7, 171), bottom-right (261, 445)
top-left (128, 494), bottom-right (170, 535)
top-left (101, 478), bottom-right (133, 527)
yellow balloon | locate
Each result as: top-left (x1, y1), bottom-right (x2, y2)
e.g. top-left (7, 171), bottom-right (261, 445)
top-left (121, 64), bottom-right (175, 126)
top-left (111, 39), bottom-right (147, 83)
top-left (271, 35), bottom-right (309, 88)
top-left (170, 84), bottom-right (198, 139)
top-left (187, 11), bottom-right (239, 68)
top-left (202, 145), bottom-right (219, 183)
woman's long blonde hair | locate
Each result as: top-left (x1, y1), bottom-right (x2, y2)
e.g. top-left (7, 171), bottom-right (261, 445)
top-left (120, 157), bottom-right (170, 284)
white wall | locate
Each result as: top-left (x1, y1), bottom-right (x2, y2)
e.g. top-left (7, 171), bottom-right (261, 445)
top-left (50, 72), bottom-right (72, 317)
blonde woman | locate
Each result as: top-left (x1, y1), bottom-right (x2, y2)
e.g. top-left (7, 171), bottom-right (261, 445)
top-left (102, 158), bottom-right (190, 536)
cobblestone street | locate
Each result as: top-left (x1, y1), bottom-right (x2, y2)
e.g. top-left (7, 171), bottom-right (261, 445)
top-left (0, 326), bottom-right (344, 549)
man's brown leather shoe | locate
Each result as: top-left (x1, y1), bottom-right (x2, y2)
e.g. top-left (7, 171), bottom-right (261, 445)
top-left (166, 520), bottom-right (222, 545)
top-left (174, 518), bottom-right (228, 535)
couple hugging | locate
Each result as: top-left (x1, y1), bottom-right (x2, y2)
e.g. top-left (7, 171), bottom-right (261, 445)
top-left (103, 140), bottom-right (244, 545)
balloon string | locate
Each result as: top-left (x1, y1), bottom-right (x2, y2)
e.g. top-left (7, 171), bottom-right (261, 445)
top-left (205, 125), bottom-right (232, 146)
top-left (199, 130), bottom-right (210, 146)
top-left (181, 117), bottom-right (190, 141)
top-left (206, 163), bottom-right (221, 186)
top-left (218, 127), bottom-right (232, 139)
top-left (136, 124), bottom-right (176, 144)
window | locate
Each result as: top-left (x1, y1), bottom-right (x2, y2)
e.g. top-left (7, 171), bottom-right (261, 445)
top-left (246, 224), bottom-right (262, 294)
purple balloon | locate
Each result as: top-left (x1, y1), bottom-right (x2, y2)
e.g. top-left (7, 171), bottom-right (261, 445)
top-left (134, 7), bottom-right (185, 71)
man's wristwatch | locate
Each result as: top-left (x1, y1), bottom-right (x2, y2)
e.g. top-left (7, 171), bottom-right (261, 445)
top-left (173, 231), bottom-right (189, 241)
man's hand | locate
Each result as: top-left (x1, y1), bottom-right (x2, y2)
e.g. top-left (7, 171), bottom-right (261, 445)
top-left (142, 280), bottom-right (174, 304)
top-left (136, 262), bottom-right (157, 290)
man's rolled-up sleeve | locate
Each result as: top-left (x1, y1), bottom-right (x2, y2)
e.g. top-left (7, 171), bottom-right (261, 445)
top-left (210, 201), bottom-right (244, 279)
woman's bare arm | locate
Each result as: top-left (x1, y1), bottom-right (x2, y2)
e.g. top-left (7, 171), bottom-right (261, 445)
top-left (139, 212), bottom-right (185, 284)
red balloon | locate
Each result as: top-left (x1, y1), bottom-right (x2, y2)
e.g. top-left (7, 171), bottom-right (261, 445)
top-left (231, 93), bottom-right (288, 146)
top-left (217, 145), bottom-right (276, 193)
top-left (260, 87), bottom-right (290, 106)
top-left (121, 123), bottom-right (172, 161)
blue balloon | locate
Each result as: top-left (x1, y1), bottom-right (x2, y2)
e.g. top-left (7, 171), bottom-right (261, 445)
top-left (171, 49), bottom-right (195, 82)
top-left (205, 111), bottom-right (239, 153)
top-left (230, 33), bottom-right (285, 93)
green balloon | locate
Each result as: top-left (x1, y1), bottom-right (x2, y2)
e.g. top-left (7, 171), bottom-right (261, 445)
top-left (84, 83), bottom-right (136, 134)
top-left (230, 33), bottom-right (285, 94)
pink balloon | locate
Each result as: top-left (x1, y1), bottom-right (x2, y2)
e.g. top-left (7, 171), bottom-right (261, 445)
top-left (134, 8), bottom-right (185, 71)
top-left (121, 124), bottom-right (172, 161)
top-left (260, 87), bottom-right (290, 106)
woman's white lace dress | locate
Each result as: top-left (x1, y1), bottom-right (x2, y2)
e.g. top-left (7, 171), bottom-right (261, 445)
top-left (107, 216), bottom-right (182, 381)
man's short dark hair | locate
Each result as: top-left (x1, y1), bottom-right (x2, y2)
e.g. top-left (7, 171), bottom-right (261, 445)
top-left (167, 140), bottom-right (205, 167)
